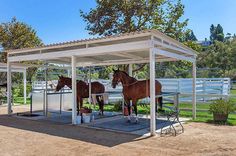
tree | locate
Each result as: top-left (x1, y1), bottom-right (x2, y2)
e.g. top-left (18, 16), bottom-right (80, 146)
top-left (215, 24), bottom-right (224, 42)
top-left (81, 0), bottom-right (188, 40)
top-left (0, 17), bottom-right (43, 82)
top-left (230, 38), bottom-right (236, 70)
top-left (184, 29), bottom-right (197, 42)
top-left (210, 24), bottom-right (215, 42)
top-left (198, 41), bottom-right (233, 77)
top-left (209, 24), bottom-right (224, 42)
top-left (81, 0), bottom-right (189, 77)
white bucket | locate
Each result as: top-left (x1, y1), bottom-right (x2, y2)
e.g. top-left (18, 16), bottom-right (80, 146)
top-left (76, 116), bottom-right (82, 124)
top-left (83, 114), bottom-right (91, 123)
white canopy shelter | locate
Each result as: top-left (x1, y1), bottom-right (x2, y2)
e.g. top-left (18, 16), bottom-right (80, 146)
top-left (0, 63), bottom-right (28, 104)
top-left (6, 29), bottom-right (197, 136)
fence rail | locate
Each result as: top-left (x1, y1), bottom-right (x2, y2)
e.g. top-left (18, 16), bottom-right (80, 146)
top-left (32, 78), bottom-right (231, 103)
top-left (231, 80), bottom-right (236, 90)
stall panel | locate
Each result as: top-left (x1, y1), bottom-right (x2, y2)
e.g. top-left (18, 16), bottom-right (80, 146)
top-left (31, 90), bottom-right (44, 112)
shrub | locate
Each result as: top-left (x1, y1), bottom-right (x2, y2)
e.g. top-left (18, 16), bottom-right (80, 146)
top-left (209, 99), bottom-right (236, 115)
top-left (13, 84), bottom-right (32, 97)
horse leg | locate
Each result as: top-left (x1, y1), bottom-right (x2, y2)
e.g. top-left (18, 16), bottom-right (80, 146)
top-left (127, 103), bottom-right (131, 123)
top-left (80, 98), bottom-right (83, 109)
top-left (124, 98), bottom-right (131, 123)
top-left (155, 97), bottom-right (158, 113)
top-left (133, 99), bottom-right (138, 123)
top-left (158, 96), bottom-right (163, 111)
top-left (76, 97), bottom-right (81, 115)
top-left (155, 97), bottom-right (163, 113)
top-left (96, 95), bottom-right (104, 115)
top-left (100, 96), bottom-right (104, 115)
top-left (96, 95), bottom-right (101, 115)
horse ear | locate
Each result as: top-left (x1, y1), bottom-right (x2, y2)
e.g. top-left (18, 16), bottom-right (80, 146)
top-left (117, 68), bottom-right (120, 71)
top-left (58, 75), bottom-right (61, 78)
top-left (112, 68), bottom-right (116, 72)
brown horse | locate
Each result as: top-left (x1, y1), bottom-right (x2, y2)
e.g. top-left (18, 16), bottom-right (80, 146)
top-left (55, 76), bottom-right (105, 115)
top-left (112, 69), bottom-right (163, 123)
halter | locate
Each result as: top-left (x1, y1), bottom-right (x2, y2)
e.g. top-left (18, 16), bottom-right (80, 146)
top-left (115, 72), bottom-right (138, 87)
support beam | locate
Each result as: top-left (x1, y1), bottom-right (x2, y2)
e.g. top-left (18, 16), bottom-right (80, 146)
top-left (154, 48), bottom-right (195, 63)
top-left (44, 63), bottom-right (48, 116)
top-left (23, 70), bottom-right (27, 105)
top-left (7, 61), bottom-right (12, 115)
top-left (9, 40), bottom-right (150, 62)
top-left (75, 57), bottom-right (177, 67)
top-left (128, 64), bottom-right (133, 76)
top-left (192, 61), bottom-right (197, 119)
top-left (112, 53), bottom-right (143, 59)
top-left (153, 40), bottom-right (195, 57)
top-left (149, 48), bottom-right (156, 136)
top-left (71, 56), bottom-right (77, 124)
top-left (88, 66), bottom-right (92, 104)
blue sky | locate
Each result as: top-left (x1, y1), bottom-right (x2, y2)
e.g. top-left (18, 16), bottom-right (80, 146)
top-left (0, 0), bottom-right (236, 44)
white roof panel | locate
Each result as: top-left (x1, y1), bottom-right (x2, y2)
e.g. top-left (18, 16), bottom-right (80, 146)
top-left (7, 29), bottom-right (197, 66)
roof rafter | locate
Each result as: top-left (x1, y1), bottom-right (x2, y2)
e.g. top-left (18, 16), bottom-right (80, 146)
top-left (111, 52), bottom-right (143, 59)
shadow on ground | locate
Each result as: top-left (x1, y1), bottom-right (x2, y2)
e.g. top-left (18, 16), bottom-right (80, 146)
top-left (0, 114), bottom-right (139, 147)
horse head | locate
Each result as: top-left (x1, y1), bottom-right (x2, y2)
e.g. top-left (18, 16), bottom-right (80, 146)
top-left (55, 75), bottom-right (66, 91)
top-left (112, 69), bottom-right (122, 88)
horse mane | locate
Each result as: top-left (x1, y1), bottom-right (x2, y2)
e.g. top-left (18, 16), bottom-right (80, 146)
top-left (119, 71), bottom-right (137, 81)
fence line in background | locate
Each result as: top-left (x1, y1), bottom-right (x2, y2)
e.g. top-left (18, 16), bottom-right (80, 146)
top-left (32, 78), bottom-right (231, 104)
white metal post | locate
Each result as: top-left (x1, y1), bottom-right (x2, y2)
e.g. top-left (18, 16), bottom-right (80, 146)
top-left (71, 56), bottom-right (77, 124)
top-left (128, 64), bottom-right (133, 108)
top-left (192, 61), bottom-right (197, 119)
top-left (128, 64), bottom-right (133, 76)
top-left (67, 69), bottom-right (71, 77)
top-left (88, 66), bottom-right (92, 104)
top-left (45, 63), bottom-right (48, 116)
top-left (7, 61), bottom-right (12, 115)
top-left (203, 79), bottom-right (206, 102)
top-left (23, 70), bottom-right (27, 105)
top-left (149, 48), bottom-right (156, 136)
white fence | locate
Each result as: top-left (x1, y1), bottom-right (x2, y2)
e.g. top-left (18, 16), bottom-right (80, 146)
top-left (158, 78), bottom-right (231, 102)
top-left (32, 78), bottom-right (231, 105)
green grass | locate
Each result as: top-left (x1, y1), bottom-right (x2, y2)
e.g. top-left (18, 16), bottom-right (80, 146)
top-left (9, 89), bottom-right (236, 125)
top-left (166, 103), bottom-right (210, 110)
top-left (231, 89), bottom-right (236, 95)
top-left (2, 96), bottom-right (31, 105)
top-left (83, 91), bottom-right (236, 126)
top-left (13, 97), bottom-right (31, 105)
top-left (83, 103), bottom-right (115, 112)
top-left (187, 112), bottom-right (236, 126)
top-left (83, 102), bottom-right (236, 125)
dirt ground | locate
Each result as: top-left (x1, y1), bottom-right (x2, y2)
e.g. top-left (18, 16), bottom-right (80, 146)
top-left (0, 105), bottom-right (236, 156)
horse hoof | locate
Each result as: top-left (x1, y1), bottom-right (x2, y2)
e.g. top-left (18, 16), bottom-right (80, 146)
top-left (127, 120), bottom-right (131, 123)
top-left (135, 120), bottom-right (138, 124)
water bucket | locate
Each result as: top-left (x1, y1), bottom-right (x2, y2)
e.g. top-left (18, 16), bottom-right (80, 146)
top-left (76, 116), bottom-right (82, 124)
top-left (83, 114), bottom-right (91, 123)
